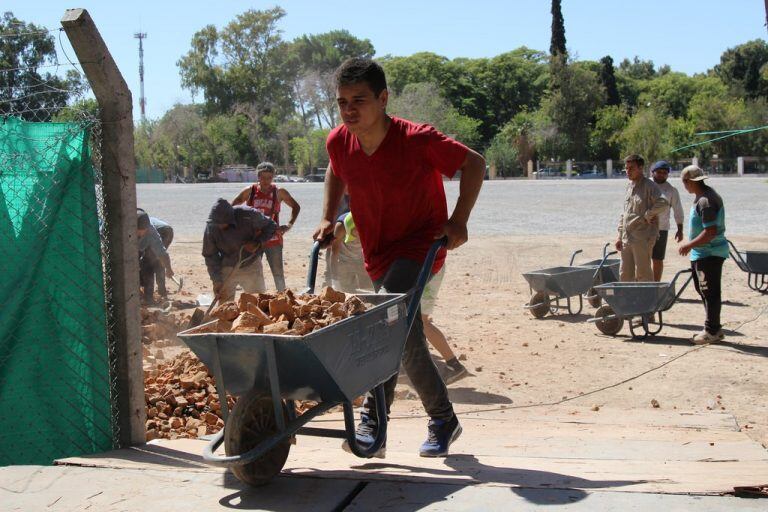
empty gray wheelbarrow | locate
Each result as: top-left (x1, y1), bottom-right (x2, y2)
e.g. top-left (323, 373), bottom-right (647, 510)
top-left (177, 238), bottom-right (446, 486)
top-left (728, 239), bottom-right (768, 294)
top-left (523, 243), bottom-right (619, 318)
top-left (588, 268), bottom-right (693, 339)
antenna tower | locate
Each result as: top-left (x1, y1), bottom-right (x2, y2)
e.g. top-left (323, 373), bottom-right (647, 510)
top-left (134, 32), bottom-right (147, 122)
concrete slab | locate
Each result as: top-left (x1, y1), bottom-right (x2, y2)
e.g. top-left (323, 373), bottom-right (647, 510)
top-left (55, 406), bottom-right (768, 495)
top-left (0, 465), bottom-right (360, 511)
top-left (347, 481), bottom-right (768, 511)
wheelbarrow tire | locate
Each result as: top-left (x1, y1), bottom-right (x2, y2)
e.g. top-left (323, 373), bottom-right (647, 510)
top-left (225, 390), bottom-right (291, 486)
top-left (529, 291), bottom-right (551, 319)
top-left (595, 305), bottom-right (623, 335)
top-left (587, 287), bottom-right (602, 308)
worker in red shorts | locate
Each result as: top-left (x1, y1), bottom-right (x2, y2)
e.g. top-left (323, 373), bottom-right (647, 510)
top-left (313, 58), bottom-right (485, 457)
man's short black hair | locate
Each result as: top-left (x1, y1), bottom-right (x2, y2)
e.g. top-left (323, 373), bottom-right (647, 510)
top-left (334, 58), bottom-right (387, 97)
top-left (624, 154), bottom-right (645, 168)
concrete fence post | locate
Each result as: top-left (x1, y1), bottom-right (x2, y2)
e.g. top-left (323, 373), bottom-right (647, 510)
top-left (737, 156), bottom-right (744, 176)
top-left (527, 160), bottom-right (535, 179)
top-left (606, 159), bottom-right (613, 178)
top-left (62, 8), bottom-right (145, 447)
top-left (566, 159), bottom-right (572, 179)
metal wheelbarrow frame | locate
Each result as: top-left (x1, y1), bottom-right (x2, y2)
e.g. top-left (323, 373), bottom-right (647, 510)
top-left (523, 243), bottom-right (619, 318)
top-left (728, 239), bottom-right (768, 294)
top-left (588, 268), bottom-right (693, 339)
top-left (177, 238), bottom-right (446, 486)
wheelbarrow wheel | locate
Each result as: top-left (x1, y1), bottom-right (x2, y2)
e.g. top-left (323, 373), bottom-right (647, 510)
top-left (586, 287), bottom-right (602, 308)
top-left (595, 305), bottom-right (623, 335)
top-left (529, 291), bottom-right (551, 319)
top-left (225, 389), bottom-right (291, 486)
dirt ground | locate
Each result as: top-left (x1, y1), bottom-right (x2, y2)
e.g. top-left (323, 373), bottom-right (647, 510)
top-left (149, 233), bottom-right (768, 448)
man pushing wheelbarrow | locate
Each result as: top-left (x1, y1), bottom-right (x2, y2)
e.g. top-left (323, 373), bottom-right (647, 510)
top-left (314, 57), bottom-right (486, 458)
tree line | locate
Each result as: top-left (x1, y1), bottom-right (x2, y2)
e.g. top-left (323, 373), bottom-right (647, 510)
top-left (3, 8), bottom-right (768, 177)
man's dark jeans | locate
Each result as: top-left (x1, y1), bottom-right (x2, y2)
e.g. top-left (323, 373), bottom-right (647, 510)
top-left (361, 258), bottom-right (454, 422)
top-left (691, 256), bottom-right (725, 334)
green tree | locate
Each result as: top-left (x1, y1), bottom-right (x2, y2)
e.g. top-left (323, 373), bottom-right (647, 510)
top-left (290, 30), bottom-right (375, 128)
top-left (550, 0), bottom-right (567, 57)
top-left (0, 12), bottom-right (83, 120)
top-left (539, 60), bottom-right (604, 159)
top-left (714, 39), bottom-right (768, 99)
top-left (177, 8), bottom-right (297, 161)
top-left (599, 56), bottom-right (620, 106)
top-left (388, 82), bottom-right (481, 147)
top-left (589, 105), bottom-right (629, 160)
top-left (620, 108), bottom-right (671, 163)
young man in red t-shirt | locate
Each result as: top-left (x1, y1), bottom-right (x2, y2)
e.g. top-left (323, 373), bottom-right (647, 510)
top-left (313, 58), bottom-right (485, 457)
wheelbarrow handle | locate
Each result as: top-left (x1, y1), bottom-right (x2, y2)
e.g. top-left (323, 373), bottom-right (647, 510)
top-left (569, 249), bottom-right (583, 266)
top-left (406, 237), bottom-right (448, 331)
top-left (306, 235), bottom-right (334, 294)
top-left (591, 250), bottom-right (618, 282)
top-left (726, 239), bottom-right (748, 267)
top-left (602, 242), bottom-right (611, 259)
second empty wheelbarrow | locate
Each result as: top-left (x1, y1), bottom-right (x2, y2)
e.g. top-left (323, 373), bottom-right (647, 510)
top-left (728, 239), bottom-right (768, 293)
top-left (523, 244), bottom-right (619, 318)
top-left (589, 269), bottom-right (693, 339)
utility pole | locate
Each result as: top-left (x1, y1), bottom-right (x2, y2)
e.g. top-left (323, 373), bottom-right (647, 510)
top-left (134, 32), bottom-right (147, 122)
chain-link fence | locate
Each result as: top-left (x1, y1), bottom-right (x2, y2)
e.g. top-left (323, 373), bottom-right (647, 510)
top-left (0, 26), bottom-right (121, 465)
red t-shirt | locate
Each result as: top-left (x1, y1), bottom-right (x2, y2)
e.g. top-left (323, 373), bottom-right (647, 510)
top-left (326, 116), bottom-right (468, 280)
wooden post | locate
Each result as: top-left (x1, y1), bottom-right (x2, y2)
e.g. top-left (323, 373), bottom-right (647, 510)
top-left (61, 9), bottom-right (145, 446)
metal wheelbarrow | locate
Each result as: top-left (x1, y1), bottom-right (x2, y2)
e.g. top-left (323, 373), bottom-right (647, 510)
top-left (177, 238), bottom-right (446, 486)
top-left (728, 239), bottom-right (768, 294)
top-left (588, 269), bottom-right (693, 339)
top-left (523, 243), bottom-right (619, 318)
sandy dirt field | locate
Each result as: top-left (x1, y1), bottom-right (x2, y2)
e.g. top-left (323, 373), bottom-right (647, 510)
top-left (151, 231), bottom-right (768, 448)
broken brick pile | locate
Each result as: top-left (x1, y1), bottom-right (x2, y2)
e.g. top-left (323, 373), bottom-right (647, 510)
top-left (191, 286), bottom-right (370, 335)
top-left (144, 351), bottom-right (233, 441)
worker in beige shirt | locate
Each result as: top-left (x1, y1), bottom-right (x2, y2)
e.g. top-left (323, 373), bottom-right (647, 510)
top-left (615, 154), bottom-right (668, 282)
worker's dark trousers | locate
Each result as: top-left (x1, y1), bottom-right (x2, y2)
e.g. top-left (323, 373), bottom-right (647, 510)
top-left (140, 226), bottom-right (174, 300)
top-left (361, 259), bottom-right (455, 422)
top-left (691, 256), bottom-right (725, 335)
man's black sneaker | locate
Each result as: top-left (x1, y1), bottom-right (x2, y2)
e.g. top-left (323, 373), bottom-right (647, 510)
top-left (441, 362), bottom-right (469, 385)
top-left (419, 415), bottom-right (462, 457)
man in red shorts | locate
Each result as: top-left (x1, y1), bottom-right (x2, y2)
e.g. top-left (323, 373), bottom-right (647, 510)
top-left (313, 58), bottom-right (485, 457)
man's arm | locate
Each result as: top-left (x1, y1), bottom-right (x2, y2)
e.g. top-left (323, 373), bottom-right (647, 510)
top-left (201, 226), bottom-right (223, 285)
top-left (278, 188), bottom-right (301, 232)
top-left (645, 185), bottom-right (668, 221)
top-left (672, 188), bottom-right (685, 242)
top-left (232, 186), bottom-right (251, 206)
top-left (313, 164), bottom-right (344, 244)
top-left (679, 226), bottom-right (717, 256)
top-left (438, 149), bottom-right (485, 250)
top-left (250, 211), bottom-right (278, 245)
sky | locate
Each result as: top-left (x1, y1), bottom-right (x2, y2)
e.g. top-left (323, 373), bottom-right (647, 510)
top-left (6, 1), bottom-right (767, 121)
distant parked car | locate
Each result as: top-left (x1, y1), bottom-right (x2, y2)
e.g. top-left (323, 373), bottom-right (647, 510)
top-left (274, 174), bottom-right (290, 183)
top-left (577, 169), bottom-right (607, 179)
top-left (304, 173), bottom-right (326, 183)
top-left (535, 168), bottom-right (564, 178)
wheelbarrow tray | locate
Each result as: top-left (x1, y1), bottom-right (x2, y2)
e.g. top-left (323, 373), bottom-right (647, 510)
top-left (177, 292), bottom-right (407, 403)
top-left (743, 251), bottom-right (768, 273)
top-left (594, 282), bottom-right (677, 317)
top-left (578, 258), bottom-right (620, 284)
top-left (523, 266), bottom-right (597, 298)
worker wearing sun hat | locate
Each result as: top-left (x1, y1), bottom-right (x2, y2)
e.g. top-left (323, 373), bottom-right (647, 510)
top-left (678, 165), bottom-right (728, 345)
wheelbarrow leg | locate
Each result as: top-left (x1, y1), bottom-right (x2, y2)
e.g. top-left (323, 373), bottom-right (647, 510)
top-left (342, 384), bottom-right (388, 458)
top-left (566, 294), bottom-right (583, 315)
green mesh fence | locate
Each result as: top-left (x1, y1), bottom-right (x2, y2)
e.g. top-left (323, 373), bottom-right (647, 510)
top-left (0, 116), bottom-right (114, 465)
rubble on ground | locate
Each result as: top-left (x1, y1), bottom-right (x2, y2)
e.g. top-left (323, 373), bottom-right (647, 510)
top-left (144, 351), bottom-right (232, 441)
